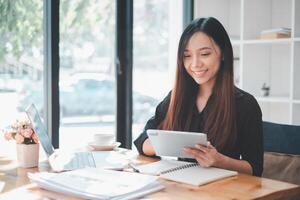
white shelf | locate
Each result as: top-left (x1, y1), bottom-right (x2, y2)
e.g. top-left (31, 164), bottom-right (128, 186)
top-left (259, 101), bottom-right (290, 124)
top-left (294, 38), bottom-right (300, 42)
top-left (242, 38), bottom-right (300, 44)
top-left (243, 38), bottom-right (293, 45)
top-left (243, 0), bottom-right (292, 40)
top-left (293, 42), bottom-right (300, 100)
top-left (231, 39), bottom-right (241, 46)
top-left (256, 97), bottom-right (290, 103)
top-left (194, 0), bottom-right (299, 125)
top-left (292, 104), bottom-right (300, 125)
top-left (293, 100), bottom-right (300, 104)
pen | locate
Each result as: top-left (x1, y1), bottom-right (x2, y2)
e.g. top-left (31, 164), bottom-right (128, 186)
top-left (128, 163), bottom-right (140, 173)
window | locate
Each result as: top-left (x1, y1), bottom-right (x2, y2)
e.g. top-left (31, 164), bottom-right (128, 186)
top-left (59, 0), bottom-right (116, 150)
top-left (0, 1), bottom-right (185, 150)
top-left (132, 0), bottom-right (183, 142)
top-left (0, 1), bottom-right (44, 129)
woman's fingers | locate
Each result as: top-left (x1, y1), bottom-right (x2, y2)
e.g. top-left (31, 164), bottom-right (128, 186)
top-left (194, 144), bottom-right (208, 153)
top-left (207, 141), bottom-right (215, 149)
top-left (183, 148), bottom-right (208, 162)
top-left (183, 147), bottom-right (198, 155)
top-left (183, 142), bottom-right (218, 168)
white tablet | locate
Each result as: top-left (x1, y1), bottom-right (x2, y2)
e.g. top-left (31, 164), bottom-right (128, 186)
top-left (147, 129), bottom-right (207, 158)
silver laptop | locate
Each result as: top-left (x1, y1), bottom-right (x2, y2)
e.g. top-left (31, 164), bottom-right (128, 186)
top-left (26, 104), bottom-right (125, 172)
top-left (147, 129), bottom-right (207, 158)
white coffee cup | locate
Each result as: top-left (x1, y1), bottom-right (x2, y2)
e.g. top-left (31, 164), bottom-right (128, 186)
top-left (93, 133), bottom-right (115, 146)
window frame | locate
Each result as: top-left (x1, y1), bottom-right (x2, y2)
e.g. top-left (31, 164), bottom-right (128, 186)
top-left (43, 0), bottom-right (191, 148)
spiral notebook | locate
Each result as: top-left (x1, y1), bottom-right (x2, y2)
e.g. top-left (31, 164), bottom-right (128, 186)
top-left (135, 159), bottom-right (237, 186)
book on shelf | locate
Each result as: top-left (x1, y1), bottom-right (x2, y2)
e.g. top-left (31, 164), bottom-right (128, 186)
top-left (133, 159), bottom-right (237, 186)
top-left (28, 168), bottom-right (164, 200)
top-left (260, 27), bottom-right (291, 39)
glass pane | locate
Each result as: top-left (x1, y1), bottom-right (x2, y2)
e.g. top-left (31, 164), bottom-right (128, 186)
top-left (0, 1), bottom-right (43, 131)
top-left (59, 0), bottom-right (116, 150)
top-left (133, 1), bottom-right (183, 143)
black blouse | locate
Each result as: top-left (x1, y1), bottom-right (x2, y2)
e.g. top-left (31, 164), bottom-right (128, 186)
top-left (134, 87), bottom-right (264, 176)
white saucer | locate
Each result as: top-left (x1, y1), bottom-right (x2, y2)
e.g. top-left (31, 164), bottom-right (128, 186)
top-left (88, 142), bottom-right (121, 151)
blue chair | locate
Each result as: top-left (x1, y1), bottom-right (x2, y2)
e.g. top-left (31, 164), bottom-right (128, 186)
top-left (263, 121), bottom-right (300, 155)
top-left (262, 121), bottom-right (300, 200)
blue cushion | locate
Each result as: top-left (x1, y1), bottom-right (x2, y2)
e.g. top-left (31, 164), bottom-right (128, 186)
top-left (263, 121), bottom-right (300, 155)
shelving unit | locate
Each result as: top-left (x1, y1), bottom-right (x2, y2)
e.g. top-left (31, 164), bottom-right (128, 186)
top-left (194, 0), bottom-right (300, 125)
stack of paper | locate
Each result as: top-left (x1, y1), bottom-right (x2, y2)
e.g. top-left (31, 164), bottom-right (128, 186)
top-left (28, 168), bottom-right (164, 200)
top-left (260, 28), bottom-right (291, 39)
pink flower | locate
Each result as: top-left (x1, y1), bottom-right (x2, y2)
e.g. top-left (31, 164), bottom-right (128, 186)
top-left (15, 133), bottom-right (25, 144)
top-left (21, 128), bottom-right (33, 138)
top-left (32, 133), bottom-right (39, 144)
top-left (3, 118), bottom-right (38, 145)
top-left (4, 132), bottom-right (13, 140)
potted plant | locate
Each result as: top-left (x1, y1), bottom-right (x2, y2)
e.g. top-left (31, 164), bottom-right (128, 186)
top-left (3, 118), bottom-right (39, 168)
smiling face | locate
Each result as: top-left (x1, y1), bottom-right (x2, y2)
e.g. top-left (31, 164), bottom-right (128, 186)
top-left (183, 32), bottom-right (222, 89)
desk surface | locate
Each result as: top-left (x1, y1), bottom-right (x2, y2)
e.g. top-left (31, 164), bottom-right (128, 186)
top-left (1, 149), bottom-right (300, 200)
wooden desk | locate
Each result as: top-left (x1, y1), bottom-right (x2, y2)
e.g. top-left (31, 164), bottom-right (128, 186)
top-left (1, 150), bottom-right (300, 200)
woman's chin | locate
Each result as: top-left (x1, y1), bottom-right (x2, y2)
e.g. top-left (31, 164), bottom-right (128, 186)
top-left (193, 77), bottom-right (207, 85)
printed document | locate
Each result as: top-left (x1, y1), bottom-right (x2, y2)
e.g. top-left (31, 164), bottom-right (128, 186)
top-left (28, 168), bottom-right (164, 200)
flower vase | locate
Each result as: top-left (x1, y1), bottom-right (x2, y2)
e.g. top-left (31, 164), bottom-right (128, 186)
top-left (16, 143), bottom-right (39, 168)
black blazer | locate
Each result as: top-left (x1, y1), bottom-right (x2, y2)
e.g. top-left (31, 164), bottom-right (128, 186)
top-left (134, 87), bottom-right (264, 176)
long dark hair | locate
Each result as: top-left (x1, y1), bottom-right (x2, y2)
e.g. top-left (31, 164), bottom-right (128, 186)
top-left (159, 17), bottom-right (236, 151)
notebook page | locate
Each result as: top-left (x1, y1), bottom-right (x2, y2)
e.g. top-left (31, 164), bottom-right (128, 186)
top-left (136, 159), bottom-right (192, 175)
top-left (160, 165), bottom-right (237, 186)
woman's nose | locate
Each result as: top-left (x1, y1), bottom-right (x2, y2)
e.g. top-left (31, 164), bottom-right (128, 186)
top-left (191, 56), bottom-right (203, 68)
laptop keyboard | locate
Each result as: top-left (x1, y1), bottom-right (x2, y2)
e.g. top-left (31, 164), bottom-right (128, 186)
top-left (67, 152), bottom-right (96, 169)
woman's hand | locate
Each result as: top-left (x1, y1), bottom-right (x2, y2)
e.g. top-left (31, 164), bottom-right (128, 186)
top-left (142, 138), bottom-right (156, 156)
top-left (183, 142), bottom-right (224, 168)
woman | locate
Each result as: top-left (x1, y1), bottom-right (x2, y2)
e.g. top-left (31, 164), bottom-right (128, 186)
top-left (134, 17), bottom-right (263, 176)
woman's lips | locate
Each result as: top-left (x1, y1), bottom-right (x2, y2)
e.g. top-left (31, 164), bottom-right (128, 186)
top-left (193, 69), bottom-right (208, 77)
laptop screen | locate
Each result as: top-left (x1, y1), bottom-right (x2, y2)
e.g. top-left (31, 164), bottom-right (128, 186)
top-left (26, 104), bottom-right (55, 156)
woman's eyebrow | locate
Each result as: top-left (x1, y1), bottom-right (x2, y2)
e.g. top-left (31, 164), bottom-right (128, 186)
top-left (184, 47), bottom-right (212, 52)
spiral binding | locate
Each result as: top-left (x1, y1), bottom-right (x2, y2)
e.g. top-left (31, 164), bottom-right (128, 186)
top-left (161, 163), bottom-right (199, 175)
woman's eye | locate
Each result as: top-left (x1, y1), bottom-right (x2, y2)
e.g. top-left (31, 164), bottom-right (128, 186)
top-left (184, 55), bottom-right (191, 58)
top-left (201, 52), bottom-right (211, 56)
